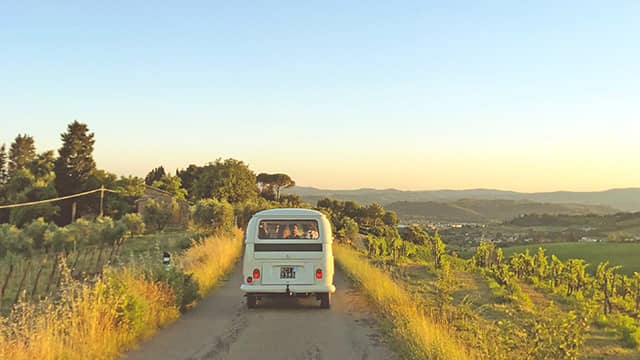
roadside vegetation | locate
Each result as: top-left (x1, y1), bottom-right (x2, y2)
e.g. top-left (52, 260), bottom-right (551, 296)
top-left (335, 244), bottom-right (476, 359)
top-left (322, 197), bottom-right (640, 359)
top-left (0, 230), bottom-right (242, 360)
top-left (0, 122), bottom-right (309, 359)
top-left (180, 228), bottom-right (243, 296)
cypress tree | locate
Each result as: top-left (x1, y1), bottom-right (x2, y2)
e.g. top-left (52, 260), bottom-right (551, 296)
top-left (0, 144), bottom-right (7, 183)
top-left (54, 121), bottom-right (96, 223)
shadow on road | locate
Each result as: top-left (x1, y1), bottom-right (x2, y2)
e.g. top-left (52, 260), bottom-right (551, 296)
top-left (250, 295), bottom-right (327, 310)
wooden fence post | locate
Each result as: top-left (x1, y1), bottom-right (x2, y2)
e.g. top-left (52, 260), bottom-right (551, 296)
top-left (70, 249), bottom-right (82, 276)
top-left (114, 236), bottom-right (126, 257)
top-left (0, 264), bottom-right (15, 309)
top-left (45, 255), bottom-right (59, 294)
top-left (14, 261), bottom-right (32, 305)
top-left (95, 245), bottom-right (105, 274)
top-left (106, 239), bottom-right (119, 265)
top-left (31, 261), bottom-right (46, 299)
top-left (75, 248), bottom-right (91, 278)
top-left (86, 247), bottom-right (97, 274)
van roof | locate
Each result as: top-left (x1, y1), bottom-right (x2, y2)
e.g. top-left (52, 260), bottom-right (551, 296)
top-left (254, 208), bottom-right (324, 218)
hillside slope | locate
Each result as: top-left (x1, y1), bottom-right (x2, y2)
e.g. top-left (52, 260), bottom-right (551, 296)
top-left (287, 186), bottom-right (639, 211)
top-left (384, 199), bottom-right (616, 222)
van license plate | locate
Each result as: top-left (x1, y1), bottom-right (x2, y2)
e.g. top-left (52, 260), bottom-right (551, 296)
top-left (280, 267), bottom-right (296, 279)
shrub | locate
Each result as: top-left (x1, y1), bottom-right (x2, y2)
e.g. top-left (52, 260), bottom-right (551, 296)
top-left (149, 266), bottom-right (200, 312)
top-left (22, 218), bottom-right (56, 250)
top-left (599, 313), bottom-right (640, 350)
top-left (119, 213), bottom-right (145, 236)
top-left (0, 223), bottom-right (33, 257)
top-left (44, 227), bottom-right (73, 252)
top-left (143, 199), bottom-right (174, 232)
top-left (191, 198), bottom-right (234, 234)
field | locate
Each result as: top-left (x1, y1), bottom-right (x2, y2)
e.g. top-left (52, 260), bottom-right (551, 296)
top-left (502, 242), bottom-right (640, 275)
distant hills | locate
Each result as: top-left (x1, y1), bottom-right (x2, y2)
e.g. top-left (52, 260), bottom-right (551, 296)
top-left (386, 199), bottom-right (616, 223)
top-left (286, 186), bottom-right (640, 212)
top-left (285, 186), bottom-right (640, 222)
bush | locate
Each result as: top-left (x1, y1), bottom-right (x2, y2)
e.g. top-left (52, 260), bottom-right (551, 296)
top-left (143, 199), bottom-right (174, 232)
top-left (119, 213), bottom-right (145, 236)
top-left (96, 217), bottom-right (126, 246)
top-left (191, 198), bottom-right (234, 234)
top-left (599, 313), bottom-right (640, 350)
top-left (44, 227), bottom-right (73, 252)
top-left (0, 223), bottom-right (33, 257)
top-left (337, 216), bottom-right (359, 242)
top-left (66, 219), bottom-right (94, 247)
top-left (22, 218), bottom-right (56, 250)
top-left (150, 266), bottom-right (200, 312)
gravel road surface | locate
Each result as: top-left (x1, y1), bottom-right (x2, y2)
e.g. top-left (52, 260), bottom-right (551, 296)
top-left (123, 265), bottom-right (397, 360)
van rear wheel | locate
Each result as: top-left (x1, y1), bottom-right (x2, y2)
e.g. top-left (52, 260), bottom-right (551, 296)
top-left (247, 295), bottom-right (257, 309)
top-left (319, 293), bottom-right (331, 309)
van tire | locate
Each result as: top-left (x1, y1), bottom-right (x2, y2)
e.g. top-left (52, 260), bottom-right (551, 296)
top-left (319, 293), bottom-right (331, 309)
top-left (247, 295), bottom-right (257, 309)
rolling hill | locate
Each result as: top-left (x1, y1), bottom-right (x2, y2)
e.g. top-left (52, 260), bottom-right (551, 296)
top-left (286, 186), bottom-right (640, 211)
top-left (385, 199), bottom-right (617, 223)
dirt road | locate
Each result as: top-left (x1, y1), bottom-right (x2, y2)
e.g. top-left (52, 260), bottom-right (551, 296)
top-left (123, 265), bottom-right (397, 360)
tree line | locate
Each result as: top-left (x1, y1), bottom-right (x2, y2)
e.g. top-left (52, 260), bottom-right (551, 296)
top-left (0, 121), bottom-right (308, 231)
top-left (0, 122), bottom-right (145, 226)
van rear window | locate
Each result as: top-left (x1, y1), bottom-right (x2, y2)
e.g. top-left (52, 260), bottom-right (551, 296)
top-left (258, 220), bottom-right (319, 240)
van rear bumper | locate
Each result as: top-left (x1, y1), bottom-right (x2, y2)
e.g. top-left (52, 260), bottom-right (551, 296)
top-left (240, 284), bottom-right (336, 294)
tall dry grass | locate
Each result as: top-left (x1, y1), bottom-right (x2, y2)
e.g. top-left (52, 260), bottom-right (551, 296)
top-left (0, 266), bottom-right (179, 360)
top-left (0, 229), bottom-right (243, 360)
top-left (334, 244), bottom-right (478, 360)
top-left (180, 228), bottom-right (243, 296)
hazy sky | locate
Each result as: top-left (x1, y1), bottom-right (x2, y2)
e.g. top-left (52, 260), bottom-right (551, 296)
top-left (2, 1), bottom-right (639, 192)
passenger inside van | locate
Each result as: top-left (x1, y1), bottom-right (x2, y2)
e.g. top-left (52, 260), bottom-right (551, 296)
top-left (305, 223), bottom-right (319, 239)
top-left (258, 223), bottom-right (269, 238)
top-left (290, 224), bottom-right (303, 238)
top-left (281, 225), bottom-right (291, 239)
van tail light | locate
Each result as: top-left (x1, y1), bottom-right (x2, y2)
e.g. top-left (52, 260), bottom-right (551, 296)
top-left (253, 269), bottom-right (261, 279)
top-left (315, 268), bottom-right (323, 279)
top-left (247, 276), bottom-right (253, 284)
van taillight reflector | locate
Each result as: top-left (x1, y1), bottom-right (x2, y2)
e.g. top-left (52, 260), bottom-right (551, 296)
top-left (247, 276), bottom-right (253, 283)
top-left (315, 269), bottom-right (323, 279)
top-left (253, 269), bottom-right (261, 279)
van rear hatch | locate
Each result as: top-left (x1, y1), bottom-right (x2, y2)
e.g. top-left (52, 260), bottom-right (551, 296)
top-left (253, 242), bottom-right (322, 285)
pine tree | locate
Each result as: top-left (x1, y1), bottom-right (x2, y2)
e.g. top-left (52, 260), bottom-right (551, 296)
top-left (8, 134), bottom-right (36, 177)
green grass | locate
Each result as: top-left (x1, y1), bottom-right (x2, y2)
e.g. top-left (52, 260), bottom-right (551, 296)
top-left (502, 242), bottom-right (640, 275)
